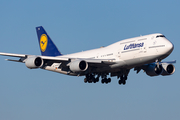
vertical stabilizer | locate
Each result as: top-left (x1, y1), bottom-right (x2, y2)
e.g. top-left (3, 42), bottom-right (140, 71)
top-left (36, 26), bottom-right (62, 56)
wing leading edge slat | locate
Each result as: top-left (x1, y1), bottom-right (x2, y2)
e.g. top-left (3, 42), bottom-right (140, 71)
top-left (0, 52), bottom-right (116, 65)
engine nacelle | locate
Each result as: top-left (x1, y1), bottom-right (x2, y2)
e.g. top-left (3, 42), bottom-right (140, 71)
top-left (69, 60), bottom-right (88, 72)
top-left (25, 57), bottom-right (43, 69)
top-left (145, 64), bottom-right (163, 77)
top-left (161, 63), bottom-right (175, 76)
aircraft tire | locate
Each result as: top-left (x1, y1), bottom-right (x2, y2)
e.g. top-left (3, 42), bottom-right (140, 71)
top-left (101, 79), bottom-right (105, 84)
top-left (95, 78), bottom-right (99, 82)
top-left (84, 78), bottom-right (87, 83)
top-left (108, 78), bottom-right (111, 83)
top-left (88, 80), bottom-right (92, 83)
top-left (122, 80), bottom-right (126, 85)
top-left (104, 78), bottom-right (107, 84)
top-left (118, 80), bottom-right (122, 85)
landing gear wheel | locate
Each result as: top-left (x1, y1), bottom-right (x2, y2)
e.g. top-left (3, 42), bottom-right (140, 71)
top-left (118, 80), bottom-right (122, 85)
top-left (118, 76), bottom-right (127, 85)
top-left (95, 78), bottom-right (99, 83)
top-left (122, 80), bottom-right (126, 85)
top-left (101, 79), bottom-right (105, 84)
top-left (108, 78), bottom-right (111, 83)
top-left (88, 80), bottom-right (92, 83)
top-left (102, 78), bottom-right (107, 84)
top-left (84, 78), bottom-right (87, 83)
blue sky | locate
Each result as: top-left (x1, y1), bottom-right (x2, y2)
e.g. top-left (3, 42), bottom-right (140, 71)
top-left (0, 0), bottom-right (180, 120)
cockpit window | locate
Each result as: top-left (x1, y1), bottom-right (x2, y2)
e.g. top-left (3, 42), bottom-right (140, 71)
top-left (156, 35), bottom-right (166, 38)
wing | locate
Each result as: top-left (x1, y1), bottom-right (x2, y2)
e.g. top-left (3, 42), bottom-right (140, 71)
top-left (134, 60), bottom-right (176, 74)
top-left (0, 52), bottom-right (116, 67)
top-left (0, 52), bottom-right (26, 58)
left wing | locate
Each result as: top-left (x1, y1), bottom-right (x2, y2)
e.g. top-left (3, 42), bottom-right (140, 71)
top-left (134, 60), bottom-right (176, 76)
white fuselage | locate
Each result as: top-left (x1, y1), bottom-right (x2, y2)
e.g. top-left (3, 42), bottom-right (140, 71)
top-left (45, 33), bottom-right (174, 75)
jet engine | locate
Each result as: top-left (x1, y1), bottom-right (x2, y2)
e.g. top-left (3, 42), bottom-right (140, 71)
top-left (145, 63), bottom-right (163, 76)
top-left (161, 63), bottom-right (175, 76)
top-left (69, 60), bottom-right (88, 72)
top-left (25, 57), bottom-right (43, 69)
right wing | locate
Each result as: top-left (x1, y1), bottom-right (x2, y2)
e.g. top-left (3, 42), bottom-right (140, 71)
top-left (0, 52), bottom-right (116, 67)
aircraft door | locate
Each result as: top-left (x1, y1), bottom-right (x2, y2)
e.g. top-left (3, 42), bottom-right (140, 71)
top-left (116, 49), bottom-right (121, 60)
top-left (143, 42), bottom-right (147, 53)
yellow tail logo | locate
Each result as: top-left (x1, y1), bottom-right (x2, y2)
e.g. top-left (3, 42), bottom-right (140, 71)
top-left (40, 34), bottom-right (48, 52)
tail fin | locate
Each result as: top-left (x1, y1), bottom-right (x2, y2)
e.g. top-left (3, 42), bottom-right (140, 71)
top-left (36, 26), bottom-right (62, 56)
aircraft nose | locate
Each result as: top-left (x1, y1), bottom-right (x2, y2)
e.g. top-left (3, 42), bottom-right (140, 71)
top-left (166, 40), bottom-right (174, 54)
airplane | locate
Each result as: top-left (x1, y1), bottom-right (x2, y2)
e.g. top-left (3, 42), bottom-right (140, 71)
top-left (0, 26), bottom-right (176, 85)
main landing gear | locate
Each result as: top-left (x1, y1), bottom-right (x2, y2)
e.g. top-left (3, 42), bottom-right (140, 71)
top-left (101, 78), bottom-right (111, 84)
top-left (84, 74), bottom-right (111, 84)
top-left (84, 74), bottom-right (126, 85)
top-left (84, 69), bottom-right (129, 85)
top-left (84, 74), bottom-right (99, 83)
top-left (118, 75), bottom-right (127, 85)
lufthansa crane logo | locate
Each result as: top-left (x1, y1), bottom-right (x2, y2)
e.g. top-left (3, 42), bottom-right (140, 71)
top-left (40, 34), bottom-right (48, 52)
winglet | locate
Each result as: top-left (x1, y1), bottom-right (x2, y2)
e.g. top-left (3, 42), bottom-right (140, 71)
top-left (36, 26), bottom-right (62, 56)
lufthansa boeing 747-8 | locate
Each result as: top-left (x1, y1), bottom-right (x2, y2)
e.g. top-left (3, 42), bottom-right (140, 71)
top-left (0, 26), bottom-right (176, 85)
